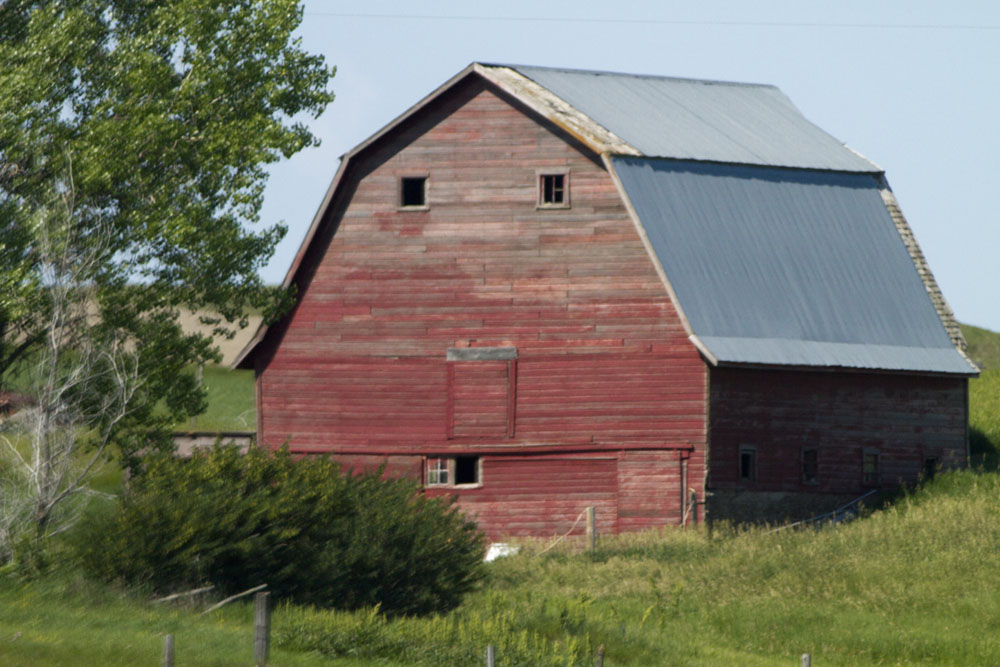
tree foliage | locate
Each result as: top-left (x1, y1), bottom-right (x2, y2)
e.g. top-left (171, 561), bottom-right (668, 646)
top-left (0, 0), bottom-right (332, 402)
top-left (77, 447), bottom-right (487, 616)
top-left (0, 0), bottom-right (333, 556)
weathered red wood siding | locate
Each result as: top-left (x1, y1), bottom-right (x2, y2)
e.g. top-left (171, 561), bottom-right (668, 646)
top-left (708, 367), bottom-right (968, 497)
top-left (255, 75), bottom-right (708, 535)
top-left (426, 449), bottom-right (688, 540)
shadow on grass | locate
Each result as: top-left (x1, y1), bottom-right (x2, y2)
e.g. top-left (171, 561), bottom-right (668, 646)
top-left (969, 426), bottom-right (999, 472)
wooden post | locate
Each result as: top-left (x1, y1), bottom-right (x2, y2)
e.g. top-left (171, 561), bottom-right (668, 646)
top-left (485, 643), bottom-right (496, 667)
top-left (801, 653), bottom-right (811, 667)
top-left (585, 506), bottom-right (597, 550)
top-left (595, 643), bottom-right (605, 667)
top-left (162, 634), bottom-right (174, 667)
top-left (254, 591), bottom-right (270, 666)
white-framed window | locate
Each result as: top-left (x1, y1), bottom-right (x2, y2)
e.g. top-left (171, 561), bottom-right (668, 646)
top-left (399, 175), bottom-right (428, 209)
top-left (426, 456), bottom-right (482, 487)
top-left (739, 445), bottom-right (757, 483)
top-left (537, 170), bottom-right (570, 208)
top-left (427, 457), bottom-right (449, 486)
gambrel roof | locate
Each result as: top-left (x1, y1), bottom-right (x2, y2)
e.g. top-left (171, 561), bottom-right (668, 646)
top-left (237, 63), bottom-right (975, 376)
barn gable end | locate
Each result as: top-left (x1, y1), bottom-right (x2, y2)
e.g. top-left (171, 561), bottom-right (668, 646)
top-left (252, 72), bottom-right (707, 538)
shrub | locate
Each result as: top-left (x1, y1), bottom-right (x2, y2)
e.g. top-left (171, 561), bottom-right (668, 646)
top-left (75, 446), bottom-right (485, 616)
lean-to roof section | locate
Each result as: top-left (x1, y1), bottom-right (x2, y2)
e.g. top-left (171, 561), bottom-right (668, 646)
top-left (508, 65), bottom-right (880, 172)
top-left (609, 157), bottom-right (977, 375)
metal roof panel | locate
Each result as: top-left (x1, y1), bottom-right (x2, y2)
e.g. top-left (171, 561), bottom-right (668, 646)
top-left (611, 157), bottom-right (974, 374)
top-left (511, 65), bottom-right (879, 171)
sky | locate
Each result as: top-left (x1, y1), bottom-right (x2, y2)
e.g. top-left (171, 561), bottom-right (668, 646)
top-left (257, 0), bottom-right (1000, 332)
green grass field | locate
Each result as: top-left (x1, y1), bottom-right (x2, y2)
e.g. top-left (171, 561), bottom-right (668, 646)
top-left (176, 365), bottom-right (256, 432)
top-left (2, 469), bottom-right (999, 665)
top-left (964, 323), bottom-right (1000, 469)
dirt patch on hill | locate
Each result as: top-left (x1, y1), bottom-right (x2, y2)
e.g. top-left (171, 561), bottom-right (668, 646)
top-left (175, 309), bottom-right (262, 366)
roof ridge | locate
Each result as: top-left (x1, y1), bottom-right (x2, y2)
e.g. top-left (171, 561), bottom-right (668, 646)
top-left (480, 62), bottom-right (778, 90)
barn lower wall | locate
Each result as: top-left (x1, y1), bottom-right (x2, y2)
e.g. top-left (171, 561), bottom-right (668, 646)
top-left (707, 367), bottom-right (968, 523)
top-left (706, 490), bottom-right (860, 525)
top-left (317, 449), bottom-right (693, 540)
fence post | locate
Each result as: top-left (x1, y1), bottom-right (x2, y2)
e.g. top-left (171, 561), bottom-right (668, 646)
top-left (585, 506), bottom-right (597, 550)
top-left (485, 643), bottom-right (496, 667)
top-left (801, 653), bottom-right (811, 667)
top-left (162, 634), bottom-right (174, 667)
top-left (254, 591), bottom-right (270, 666)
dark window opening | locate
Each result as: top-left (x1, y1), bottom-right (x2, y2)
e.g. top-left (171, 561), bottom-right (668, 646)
top-left (401, 177), bottom-right (426, 207)
top-left (923, 456), bottom-right (940, 481)
top-left (863, 451), bottom-right (880, 485)
top-left (739, 447), bottom-right (756, 482)
top-left (455, 456), bottom-right (480, 485)
top-left (539, 173), bottom-right (566, 206)
top-left (802, 448), bottom-right (818, 485)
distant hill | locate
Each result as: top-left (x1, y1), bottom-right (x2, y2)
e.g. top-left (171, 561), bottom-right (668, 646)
top-left (960, 323), bottom-right (1000, 371)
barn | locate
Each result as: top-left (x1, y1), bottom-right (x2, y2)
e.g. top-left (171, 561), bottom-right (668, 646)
top-left (236, 63), bottom-right (977, 536)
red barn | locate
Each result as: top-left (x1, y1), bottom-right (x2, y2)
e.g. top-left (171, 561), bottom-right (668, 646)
top-left (237, 64), bottom-right (977, 536)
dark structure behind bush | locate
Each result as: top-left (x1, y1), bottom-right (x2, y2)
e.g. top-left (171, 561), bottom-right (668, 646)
top-left (76, 446), bottom-right (486, 616)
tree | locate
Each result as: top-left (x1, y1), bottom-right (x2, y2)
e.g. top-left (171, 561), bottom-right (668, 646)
top-left (1, 169), bottom-right (142, 554)
top-left (0, 0), bottom-right (334, 553)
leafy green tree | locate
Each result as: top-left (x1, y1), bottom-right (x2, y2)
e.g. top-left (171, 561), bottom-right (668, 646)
top-left (0, 0), bottom-right (333, 549)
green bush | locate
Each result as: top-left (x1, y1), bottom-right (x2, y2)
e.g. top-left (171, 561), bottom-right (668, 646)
top-left (75, 446), bottom-right (485, 616)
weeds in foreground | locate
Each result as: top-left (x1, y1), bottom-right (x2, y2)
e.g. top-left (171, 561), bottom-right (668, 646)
top-left (2, 470), bottom-right (999, 666)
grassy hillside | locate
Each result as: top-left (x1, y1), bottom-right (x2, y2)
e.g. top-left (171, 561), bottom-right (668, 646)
top-left (2, 470), bottom-right (1000, 665)
top-left (970, 367), bottom-right (1000, 469)
top-left (964, 323), bottom-right (1000, 468)
top-left (961, 323), bottom-right (1000, 371)
top-left (175, 365), bottom-right (256, 432)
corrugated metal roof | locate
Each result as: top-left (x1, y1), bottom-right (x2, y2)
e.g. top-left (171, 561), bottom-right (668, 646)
top-left (611, 157), bottom-right (976, 374)
top-left (510, 65), bottom-right (879, 172)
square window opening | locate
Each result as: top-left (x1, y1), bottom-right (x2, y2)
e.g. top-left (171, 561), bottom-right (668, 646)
top-left (538, 173), bottom-right (568, 207)
top-left (401, 177), bottom-right (426, 207)
top-left (739, 447), bottom-right (756, 482)
top-left (454, 456), bottom-right (480, 485)
top-left (802, 448), bottom-right (818, 485)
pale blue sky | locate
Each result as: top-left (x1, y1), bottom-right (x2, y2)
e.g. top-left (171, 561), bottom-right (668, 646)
top-left (258, 1), bottom-right (1000, 332)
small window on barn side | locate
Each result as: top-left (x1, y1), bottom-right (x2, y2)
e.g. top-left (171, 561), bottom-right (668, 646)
top-left (454, 456), bottom-right (481, 486)
top-left (923, 455), bottom-right (940, 481)
top-left (427, 457), bottom-right (449, 486)
top-left (862, 449), bottom-right (880, 486)
top-left (802, 448), bottom-right (818, 485)
top-left (425, 456), bottom-right (482, 488)
top-left (537, 171), bottom-right (569, 208)
top-left (739, 445), bottom-right (757, 483)
top-left (400, 176), bottom-right (427, 208)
